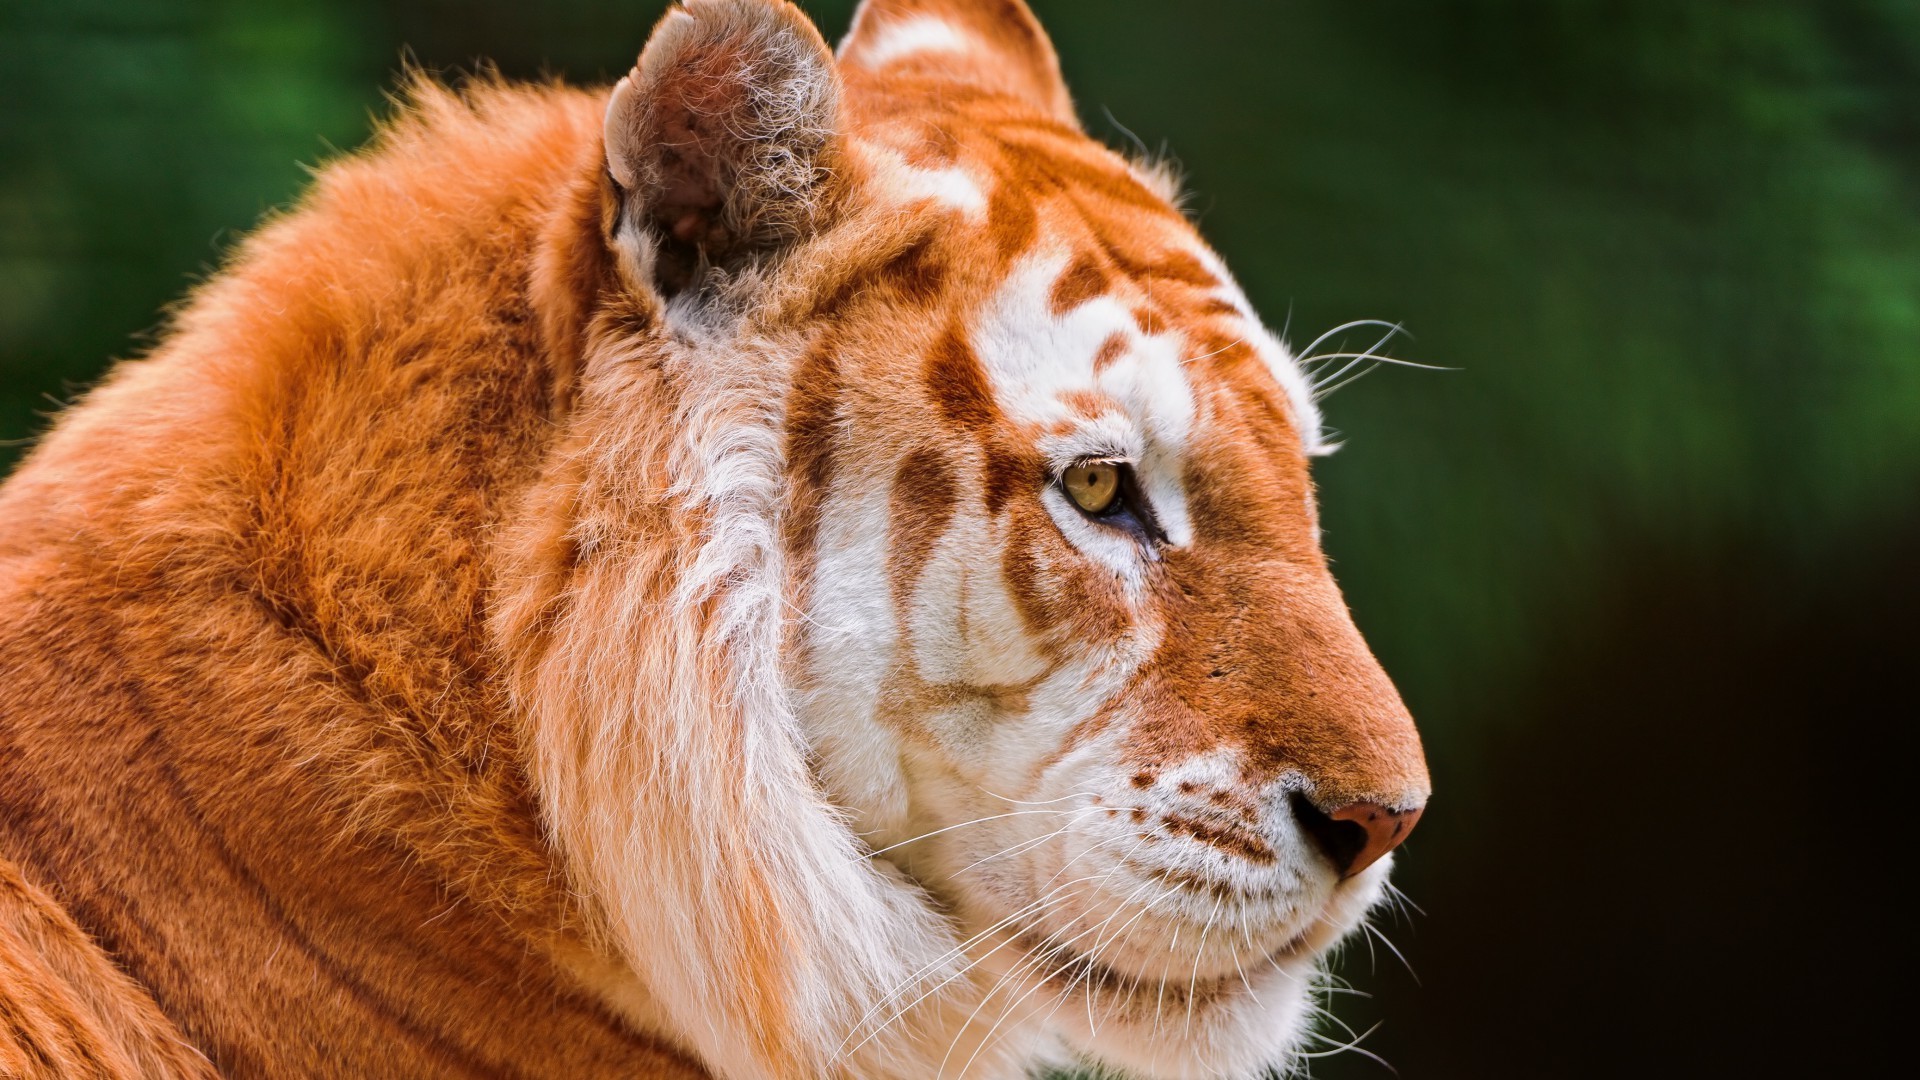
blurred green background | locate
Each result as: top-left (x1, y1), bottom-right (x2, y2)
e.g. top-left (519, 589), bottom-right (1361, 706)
top-left (2, 1), bottom-right (1910, 1076)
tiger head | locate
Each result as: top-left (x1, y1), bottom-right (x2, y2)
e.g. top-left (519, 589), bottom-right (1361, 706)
top-left (504, 1), bottom-right (1429, 1077)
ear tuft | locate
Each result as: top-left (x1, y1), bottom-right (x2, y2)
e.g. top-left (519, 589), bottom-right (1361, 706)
top-left (605, 0), bottom-right (842, 288)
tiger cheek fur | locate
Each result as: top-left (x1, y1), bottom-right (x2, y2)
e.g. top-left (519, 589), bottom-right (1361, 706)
top-left (741, 4), bottom-right (1433, 1076)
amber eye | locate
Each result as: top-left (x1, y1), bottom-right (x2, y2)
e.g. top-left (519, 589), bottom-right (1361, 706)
top-left (1062, 461), bottom-right (1122, 515)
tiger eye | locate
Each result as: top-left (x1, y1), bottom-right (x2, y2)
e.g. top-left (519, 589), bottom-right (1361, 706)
top-left (1063, 462), bottom-right (1121, 515)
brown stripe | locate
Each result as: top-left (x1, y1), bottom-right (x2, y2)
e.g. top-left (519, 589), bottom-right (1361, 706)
top-left (783, 338), bottom-right (843, 589)
top-left (924, 327), bottom-right (1002, 431)
top-left (981, 441), bottom-right (1042, 517)
top-left (886, 450), bottom-right (960, 612)
top-left (1049, 253), bottom-right (1108, 315)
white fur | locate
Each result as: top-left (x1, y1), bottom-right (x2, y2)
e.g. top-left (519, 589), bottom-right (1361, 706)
top-left (505, 307), bottom-right (985, 1078)
top-left (868, 146), bottom-right (991, 221)
top-left (974, 248), bottom-right (1199, 569)
top-left (845, 15), bottom-right (974, 68)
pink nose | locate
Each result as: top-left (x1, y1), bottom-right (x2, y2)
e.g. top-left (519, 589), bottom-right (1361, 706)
top-left (1294, 795), bottom-right (1424, 878)
top-left (1330, 802), bottom-right (1423, 877)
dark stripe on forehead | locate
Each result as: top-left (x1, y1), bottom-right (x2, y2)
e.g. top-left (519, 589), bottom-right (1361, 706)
top-left (1049, 253), bottom-right (1108, 316)
top-left (925, 326), bottom-right (1002, 431)
top-left (986, 164), bottom-right (1040, 257)
top-left (1082, 216), bottom-right (1219, 290)
top-left (1192, 332), bottom-right (1257, 370)
top-left (1141, 250), bottom-right (1219, 289)
top-left (1000, 132), bottom-right (1168, 214)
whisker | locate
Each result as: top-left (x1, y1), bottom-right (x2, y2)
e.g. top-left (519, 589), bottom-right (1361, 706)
top-left (1227, 906), bottom-right (1261, 1006)
top-left (1068, 875), bottom-right (1172, 1034)
top-left (976, 787), bottom-right (1103, 807)
top-left (1298, 352), bottom-right (1454, 374)
top-left (1362, 922), bottom-right (1420, 985)
top-left (1181, 334), bottom-right (1251, 366)
top-left (932, 862), bottom-right (1144, 1077)
top-left (843, 831), bottom-right (1147, 1058)
top-left (945, 809), bottom-right (1107, 879)
top-left (1294, 1020), bottom-right (1395, 1074)
top-left (1292, 318), bottom-right (1403, 363)
top-left (945, 876), bottom-right (1172, 1080)
top-left (1384, 881), bottom-right (1427, 919)
top-left (840, 855), bottom-right (1123, 1058)
top-left (857, 807), bottom-right (1089, 861)
top-left (1185, 895), bottom-right (1225, 1038)
top-left (1304, 999), bottom-right (1365, 1044)
top-left (1307, 323), bottom-right (1403, 392)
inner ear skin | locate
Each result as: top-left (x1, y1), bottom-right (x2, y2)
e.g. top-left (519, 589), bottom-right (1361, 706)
top-left (645, 99), bottom-right (731, 294)
top-left (651, 96), bottom-right (732, 243)
top-left (602, 0), bottom-right (844, 299)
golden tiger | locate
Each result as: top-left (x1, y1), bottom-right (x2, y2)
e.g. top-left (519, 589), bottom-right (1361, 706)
top-left (0, 1), bottom-right (1429, 1077)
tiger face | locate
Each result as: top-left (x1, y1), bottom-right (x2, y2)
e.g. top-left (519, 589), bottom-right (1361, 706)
top-left (559, 1), bottom-right (1429, 1076)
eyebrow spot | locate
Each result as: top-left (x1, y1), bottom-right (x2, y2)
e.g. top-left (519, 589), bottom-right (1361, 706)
top-left (1058, 388), bottom-right (1114, 419)
top-left (1092, 332), bottom-right (1128, 373)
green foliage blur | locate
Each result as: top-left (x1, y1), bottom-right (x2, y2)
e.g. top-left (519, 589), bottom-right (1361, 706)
top-left (2, 1), bottom-right (1911, 1076)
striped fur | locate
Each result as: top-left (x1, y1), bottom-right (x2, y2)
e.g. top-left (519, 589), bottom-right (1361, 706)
top-left (0, 2), bottom-right (1426, 1077)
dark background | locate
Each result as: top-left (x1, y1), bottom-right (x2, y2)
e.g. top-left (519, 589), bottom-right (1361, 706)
top-left (2, 1), bottom-right (1911, 1076)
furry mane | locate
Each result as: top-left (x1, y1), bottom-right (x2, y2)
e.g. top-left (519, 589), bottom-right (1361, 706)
top-left (492, 185), bottom-right (974, 1080)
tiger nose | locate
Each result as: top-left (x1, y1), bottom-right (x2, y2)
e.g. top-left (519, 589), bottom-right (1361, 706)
top-left (1292, 795), bottom-right (1424, 878)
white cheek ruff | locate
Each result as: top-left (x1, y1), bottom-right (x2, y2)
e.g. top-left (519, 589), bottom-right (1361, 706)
top-left (497, 323), bottom-right (976, 1079)
top-left (803, 473), bottom-right (913, 840)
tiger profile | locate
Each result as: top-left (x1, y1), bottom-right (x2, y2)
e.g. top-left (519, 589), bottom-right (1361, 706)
top-left (0, 1), bottom-right (1430, 1077)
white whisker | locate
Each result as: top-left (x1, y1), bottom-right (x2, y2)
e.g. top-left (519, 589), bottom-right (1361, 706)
top-left (857, 807), bottom-right (1088, 861)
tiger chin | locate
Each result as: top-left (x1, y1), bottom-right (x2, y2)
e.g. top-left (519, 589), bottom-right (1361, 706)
top-left (0, 2), bottom-right (1426, 1079)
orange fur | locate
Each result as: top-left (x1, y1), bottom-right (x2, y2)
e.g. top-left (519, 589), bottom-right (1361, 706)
top-left (0, 3), bottom-right (1426, 1076)
top-left (0, 78), bottom-right (704, 1078)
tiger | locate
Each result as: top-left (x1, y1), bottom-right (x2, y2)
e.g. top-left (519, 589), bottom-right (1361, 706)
top-left (0, 1), bottom-right (1430, 1077)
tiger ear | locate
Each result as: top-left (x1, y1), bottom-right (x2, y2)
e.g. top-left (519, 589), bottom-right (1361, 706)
top-left (838, 0), bottom-right (1078, 127)
top-left (604, 0), bottom-right (843, 292)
